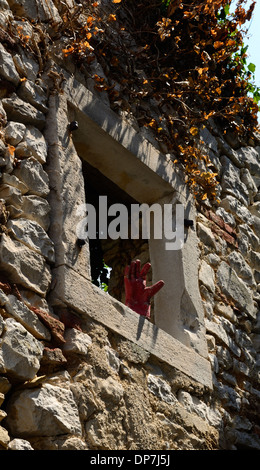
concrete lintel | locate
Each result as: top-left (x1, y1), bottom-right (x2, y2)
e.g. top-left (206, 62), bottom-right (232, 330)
top-left (49, 264), bottom-right (213, 390)
top-left (61, 73), bottom-right (187, 204)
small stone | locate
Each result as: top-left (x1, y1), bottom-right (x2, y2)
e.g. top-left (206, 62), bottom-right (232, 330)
top-left (13, 49), bottom-right (39, 81)
top-left (199, 260), bottom-right (215, 293)
top-left (18, 79), bottom-right (48, 113)
top-left (147, 374), bottom-right (177, 405)
top-left (197, 221), bottom-right (217, 249)
top-left (216, 261), bottom-right (256, 319)
top-left (21, 195), bottom-right (50, 231)
top-left (0, 185), bottom-right (23, 208)
top-left (0, 43), bottom-right (20, 85)
top-left (7, 218), bottom-right (55, 263)
top-left (5, 383), bottom-right (82, 437)
top-left (4, 121), bottom-right (26, 146)
top-left (13, 157), bottom-right (49, 197)
top-left (220, 155), bottom-right (249, 205)
top-left (0, 425), bottom-right (10, 448)
top-left (63, 328), bottom-right (92, 355)
top-left (0, 234), bottom-right (51, 296)
top-left (1, 173), bottom-right (28, 194)
top-left (236, 146), bottom-right (260, 176)
top-left (0, 318), bottom-right (44, 381)
top-left (22, 126), bottom-right (48, 164)
top-left (2, 94), bottom-right (45, 130)
top-left (220, 195), bottom-right (254, 225)
top-left (8, 438), bottom-right (34, 450)
top-left (5, 294), bottom-right (51, 341)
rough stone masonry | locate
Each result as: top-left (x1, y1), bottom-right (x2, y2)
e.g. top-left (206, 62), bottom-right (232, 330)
top-left (0, 0), bottom-right (259, 451)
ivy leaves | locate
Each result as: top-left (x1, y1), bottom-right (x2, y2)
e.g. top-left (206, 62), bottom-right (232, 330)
top-left (60, 0), bottom-right (259, 202)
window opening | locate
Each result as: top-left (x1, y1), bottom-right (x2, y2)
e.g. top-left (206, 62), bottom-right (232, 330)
top-left (81, 160), bottom-right (155, 320)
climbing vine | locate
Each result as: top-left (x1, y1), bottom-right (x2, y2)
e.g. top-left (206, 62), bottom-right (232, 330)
top-left (5, 0), bottom-right (258, 202)
top-left (58, 0), bottom-right (259, 202)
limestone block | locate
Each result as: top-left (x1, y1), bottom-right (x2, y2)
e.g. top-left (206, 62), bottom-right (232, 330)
top-left (21, 195), bottom-right (50, 231)
top-left (249, 201), bottom-right (260, 218)
top-left (63, 328), bottom-right (92, 355)
top-left (0, 184), bottom-right (23, 208)
top-left (18, 80), bottom-right (48, 113)
top-left (7, 218), bottom-right (55, 263)
top-left (4, 121), bottom-right (26, 146)
top-left (22, 126), bottom-right (48, 164)
top-left (220, 195), bottom-right (254, 225)
top-left (197, 221), bottom-right (217, 249)
top-left (0, 318), bottom-right (44, 381)
top-left (0, 376), bottom-right (11, 394)
top-left (205, 318), bottom-right (241, 357)
top-left (13, 49), bottom-right (39, 81)
top-left (215, 207), bottom-right (236, 228)
top-left (8, 0), bottom-right (61, 23)
top-left (5, 383), bottom-right (82, 437)
top-left (238, 223), bottom-right (260, 252)
top-left (147, 374), bottom-right (177, 405)
top-left (0, 43), bottom-right (20, 85)
top-left (8, 439), bottom-right (34, 450)
top-left (96, 376), bottom-right (124, 405)
top-left (220, 155), bottom-right (249, 205)
top-left (1, 173), bottom-right (28, 194)
top-left (5, 294), bottom-right (51, 341)
top-left (178, 390), bottom-right (223, 429)
top-left (227, 251), bottom-right (255, 286)
top-left (199, 260), bottom-right (215, 293)
top-left (250, 251), bottom-right (260, 271)
top-left (0, 234), bottom-right (51, 296)
top-left (2, 95), bottom-right (45, 130)
top-left (13, 157), bottom-right (49, 197)
top-left (235, 146), bottom-right (260, 176)
top-left (240, 168), bottom-right (258, 202)
top-left (217, 261), bottom-right (256, 318)
top-left (0, 425), bottom-right (10, 448)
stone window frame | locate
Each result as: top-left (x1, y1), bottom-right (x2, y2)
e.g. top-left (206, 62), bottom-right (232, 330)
top-left (45, 72), bottom-right (212, 389)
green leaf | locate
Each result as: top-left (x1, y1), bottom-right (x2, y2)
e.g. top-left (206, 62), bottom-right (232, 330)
top-left (248, 62), bottom-right (256, 73)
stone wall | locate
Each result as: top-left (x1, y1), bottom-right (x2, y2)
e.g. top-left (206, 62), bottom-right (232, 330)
top-left (0, 0), bottom-right (259, 451)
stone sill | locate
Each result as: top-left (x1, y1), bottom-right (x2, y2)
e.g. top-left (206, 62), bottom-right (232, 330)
top-left (50, 265), bottom-right (213, 390)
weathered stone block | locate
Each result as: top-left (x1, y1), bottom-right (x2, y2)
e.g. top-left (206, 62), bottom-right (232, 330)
top-left (4, 121), bottom-right (26, 146)
top-left (63, 328), bottom-right (92, 355)
top-left (13, 157), bottom-right (49, 197)
top-left (5, 294), bottom-right (51, 341)
top-left (1, 173), bottom-right (28, 194)
top-left (0, 234), bottom-right (51, 296)
top-left (18, 79), bottom-right (48, 113)
top-left (220, 155), bottom-right (249, 205)
top-left (21, 195), bottom-right (50, 231)
top-left (7, 218), bottom-right (55, 262)
top-left (8, 0), bottom-right (61, 23)
top-left (8, 439), bottom-right (34, 450)
top-left (147, 374), bottom-right (177, 405)
top-left (216, 261), bottom-right (256, 319)
top-left (235, 146), bottom-right (260, 176)
top-left (6, 383), bottom-right (82, 437)
top-left (220, 195), bottom-right (254, 225)
top-left (0, 43), bottom-right (20, 85)
top-left (22, 126), bottom-right (48, 164)
top-left (199, 260), bottom-right (215, 293)
top-left (0, 318), bottom-right (44, 381)
top-left (2, 95), bottom-right (45, 130)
